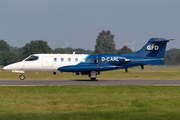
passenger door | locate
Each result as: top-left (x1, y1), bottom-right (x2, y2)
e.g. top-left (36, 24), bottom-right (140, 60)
top-left (42, 56), bottom-right (53, 67)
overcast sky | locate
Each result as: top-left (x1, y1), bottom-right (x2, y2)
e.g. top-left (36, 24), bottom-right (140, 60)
top-left (0, 0), bottom-right (179, 51)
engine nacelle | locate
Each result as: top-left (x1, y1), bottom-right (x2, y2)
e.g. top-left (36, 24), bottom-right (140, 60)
top-left (97, 53), bottom-right (126, 65)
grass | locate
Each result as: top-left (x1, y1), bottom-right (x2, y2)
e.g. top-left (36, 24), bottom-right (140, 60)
top-left (1, 65), bottom-right (180, 80)
top-left (0, 86), bottom-right (180, 120)
top-left (1, 66), bottom-right (180, 119)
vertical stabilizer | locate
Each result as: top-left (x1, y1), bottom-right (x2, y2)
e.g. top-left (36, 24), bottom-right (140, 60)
top-left (124, 38), bottom-right (170, 58)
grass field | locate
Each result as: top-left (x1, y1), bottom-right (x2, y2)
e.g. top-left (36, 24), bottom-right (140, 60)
top-left (0, 86), bottom-right (180, 120)
top-left (1, 65), bottom-right (180, 80)
top-left (1, 66), bottom-right (180, 120)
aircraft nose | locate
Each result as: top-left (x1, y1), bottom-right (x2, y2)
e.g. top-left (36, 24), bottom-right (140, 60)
top-left (3, 65), bottom-right (13, 71)
top-left (3, 62), bottom-right (23, 71)
top-left (3, 66), bottom-right (7, 70)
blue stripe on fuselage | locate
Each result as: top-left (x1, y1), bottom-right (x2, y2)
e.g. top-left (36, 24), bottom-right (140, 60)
top-left (76, 54), bottom-right (95, 65)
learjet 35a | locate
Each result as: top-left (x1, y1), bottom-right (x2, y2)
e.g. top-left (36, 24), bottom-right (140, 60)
top-left (3, 38), bottom-right (173, 80)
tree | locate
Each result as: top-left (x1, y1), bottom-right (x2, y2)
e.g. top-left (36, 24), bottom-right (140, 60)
top-left (53, 47), bottom-right (94, 54)
top-left (0, 54), bottom-right (3, 65)
top-left (0, 40), bottom-right (9, 52)
top-left (175, 52), bottom-right (180, 65)
top-left (117, 46), bottom-right (133, 54)
top-left (53, 47), bottom-right (74, 54)
top-left (166, 48), bottom-right (180, 54)
top-left (95, 30), bottom-right (116, 54)
top-left (10, 46), bottom-right (23, 53)
top-left (164, 53), bottom-right (177, 65)
top-left (22, 40), bottom-right (52, 57)
top-left (0, 51), bottom-right (21, 66)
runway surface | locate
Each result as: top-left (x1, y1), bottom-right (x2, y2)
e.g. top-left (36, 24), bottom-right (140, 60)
top-left (0, 80), bottom-right (180, 86)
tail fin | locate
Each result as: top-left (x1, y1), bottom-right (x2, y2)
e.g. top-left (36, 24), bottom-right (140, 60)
top-left (127, 38), bottom-right (170, 58)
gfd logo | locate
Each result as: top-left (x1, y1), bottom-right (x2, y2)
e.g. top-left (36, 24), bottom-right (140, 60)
top-left (147, 45), bottom-right (159, 50)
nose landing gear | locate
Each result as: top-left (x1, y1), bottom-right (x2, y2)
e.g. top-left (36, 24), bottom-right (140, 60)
top-left (19, 74), bottom-right (25, 80)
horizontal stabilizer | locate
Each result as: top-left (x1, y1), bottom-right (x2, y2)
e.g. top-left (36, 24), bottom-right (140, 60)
top-left (136, 59), bottom-right (165, 65)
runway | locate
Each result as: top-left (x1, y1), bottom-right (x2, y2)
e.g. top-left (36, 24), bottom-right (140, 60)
top-left (0, 80), bottom-right (180, 86)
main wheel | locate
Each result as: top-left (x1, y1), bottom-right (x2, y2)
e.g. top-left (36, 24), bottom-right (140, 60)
top-left (91, 78), bottom-right (96, 81)
top-left (19, 74), bottom-right (25, 80)
top-left (53, 71), bottom-right (56, 75)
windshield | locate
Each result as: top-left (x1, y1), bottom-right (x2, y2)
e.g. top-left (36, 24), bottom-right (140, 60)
top-left (25, 55), bottom-right (39, 61)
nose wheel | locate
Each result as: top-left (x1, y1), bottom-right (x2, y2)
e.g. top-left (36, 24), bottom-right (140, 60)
top-left (19, 74), bottom-right (25, 80)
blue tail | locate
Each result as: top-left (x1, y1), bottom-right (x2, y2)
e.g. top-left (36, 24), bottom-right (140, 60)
top-left (123, 38), bottom-right (170, 58)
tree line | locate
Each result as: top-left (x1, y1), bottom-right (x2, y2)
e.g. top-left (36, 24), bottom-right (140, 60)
top-left (163, 48), bottom-right (180, 65)
top-left (0, 39), bottom-right (95, 66)
top-left (0, 30), bottom-right (179, 66)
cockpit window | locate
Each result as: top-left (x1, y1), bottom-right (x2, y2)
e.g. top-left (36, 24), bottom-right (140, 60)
top-left (25, 56), bottom-right (39, 61)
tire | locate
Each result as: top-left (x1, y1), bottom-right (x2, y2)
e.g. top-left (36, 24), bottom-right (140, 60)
top-left (91, 78), bottom-right (96, 81)
top-left (19, 75), bottom-right (25, 80)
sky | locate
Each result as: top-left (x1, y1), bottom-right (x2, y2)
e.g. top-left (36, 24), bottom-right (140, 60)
top-left (0, 0), bottom-right (180, 51)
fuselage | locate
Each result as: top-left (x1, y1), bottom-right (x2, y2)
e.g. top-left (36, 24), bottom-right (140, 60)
top-left (3, 53), bottom-right (163, 73)
top-left (3, 53), bottom-right (89, 73)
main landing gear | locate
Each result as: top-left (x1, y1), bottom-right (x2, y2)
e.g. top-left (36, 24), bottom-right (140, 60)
top-left (89, 71), bottom-right (97, 81)
top-left (75, 71), bottom-right (100, 81)
top-left (89, 71), bottom-right (100, 81)
top-left (90, 78), bottom-right (96, 81)
top-left (125, 68), bottom-right (128, 73)
top-left (19, 74), bottom-right (25, 80)
top-left (124, 65), bottom-right (144, 73)
top-left (53, 71), bottom-right (56, 75)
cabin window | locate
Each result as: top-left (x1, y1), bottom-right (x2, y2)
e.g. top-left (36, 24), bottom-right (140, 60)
top-left (75, 58), bottom-right (78, 62)
top-left (25, 56), bottom-right (38, 61)
top-left (61, 58), bottom-right (64, 62)
top-left (54, 58), bottom-right (57, 62)
top-left (68, 58), bottom-right (71, 62)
